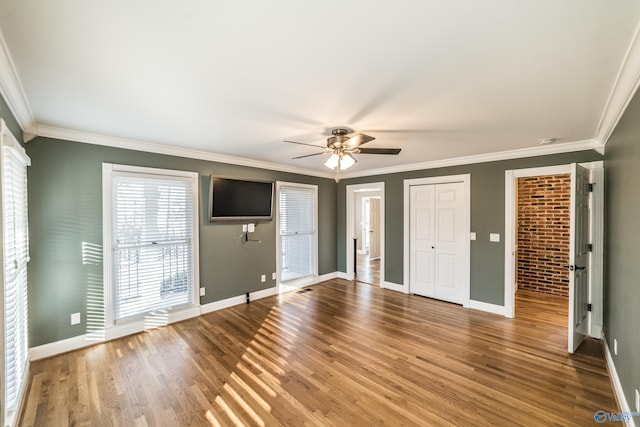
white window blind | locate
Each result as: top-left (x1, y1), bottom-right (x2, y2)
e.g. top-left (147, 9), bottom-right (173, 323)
top-left (278, 185), bottom-right (316, 282)
top-left (1, 121), bottom-right (30, 424)
top-left (110, 170), bottom-right (196, 322)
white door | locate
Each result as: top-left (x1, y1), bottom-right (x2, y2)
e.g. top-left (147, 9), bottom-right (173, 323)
top-left (369, 198), bottom-right (381, 259)
top-left (568, 163), bottom-right (590, 353)
top-left (410, 182), bottom-right (466, 304)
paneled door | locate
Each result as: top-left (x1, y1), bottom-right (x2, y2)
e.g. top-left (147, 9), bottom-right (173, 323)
top-left (369, 198), bottom-right (381, 259)
top-left (410, 182), bottom-right (466, 304)
top-left (568, 163), bottom-right (590, 353)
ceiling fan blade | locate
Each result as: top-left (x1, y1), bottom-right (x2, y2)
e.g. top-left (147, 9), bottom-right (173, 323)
top-left (291, 152), bottom-right (326, 159)
top-left (345, 133), bottom-right (375, 148)
top-left (285, 140), bottom-right (326, 148)
top-left (358, 147), bottom-right (402, 155)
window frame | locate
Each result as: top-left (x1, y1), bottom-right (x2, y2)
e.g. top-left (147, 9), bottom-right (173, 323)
top-left (275, 181), bottom-right (318, 291)
top-left (102, 163), bottom-right (200, 330)
top-left (0, 119), bottom-right (30, 427)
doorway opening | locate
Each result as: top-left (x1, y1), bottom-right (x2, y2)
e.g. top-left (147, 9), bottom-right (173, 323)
top-left (504, 162), bottom-right (604, 353)
top-left (346, 182), bottom-right (384, 286)
top-left (515, 173), bottom-right (571, 329)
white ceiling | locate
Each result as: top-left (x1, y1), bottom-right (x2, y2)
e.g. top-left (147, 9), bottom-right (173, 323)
top-left (1, 1), bottom-right (639, 177)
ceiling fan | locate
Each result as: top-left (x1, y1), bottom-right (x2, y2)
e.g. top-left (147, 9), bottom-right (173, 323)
top-left (285, 128), bottom-right (401, 180)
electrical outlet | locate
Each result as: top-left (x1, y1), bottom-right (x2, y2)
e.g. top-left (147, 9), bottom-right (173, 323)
top-left (242, 224), bottom-right (248, 232)
top-left (261, 274), bottom-right (266, 283)
top-left (614, 338), bottom-right (618, 356)
top-left (272, 272), bottom-right (277, 280)
top-left (70, 312), bottom-right (81, 325)
top-left (490, 233), bottom-right (500, 242)
top-left (470, 232), bottom-right (477, 241)
top-left (635, 389), bottom-right (639, 412)
top-left (199, 287), bottom-right (205, 296)
top-left (248, 223), bottom-right (255, 233)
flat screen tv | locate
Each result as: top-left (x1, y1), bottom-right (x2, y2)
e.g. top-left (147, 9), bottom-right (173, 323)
top-left (209, 176), bottom-right (274, 223)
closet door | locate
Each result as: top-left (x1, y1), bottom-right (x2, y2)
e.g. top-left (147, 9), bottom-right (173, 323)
top-left (410, 182), bottom-right (465, 304)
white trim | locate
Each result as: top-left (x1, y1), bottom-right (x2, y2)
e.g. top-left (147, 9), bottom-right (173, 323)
top-left (603, 335), bottom-right (637, 427)
top-left (504, 164), bottom-right (572, 318)
top-left (588, 165), bottom-right (604, 339)
top-left (504, 162), bottom-right (604, 335)
top-left (0, 30), bottom-right (35, 133)
top-left (36, 124), bottom-right (334, 179)
top-left (32, 124), bottom-right (601, 181)
top-left (468, 300), bottom-right (505, 316)
top-left (597, 21), bottom-right (640, 148)
top-left (345, 182), bottom-right (385, 284)
top-left (341, 139), bottom-right (600, 180)
top-left (403, 174), bottom-right (471, 308)
top-left (102, 163), bottom-right (200, 333)
top-left (381, 281), bottom-right (407, 294)
top-left (275, 181), bottom-right (319, 293)
top-left (200, 287), bottom-right (279, 315)
top-left (337, 272), bottom-right (350, 280)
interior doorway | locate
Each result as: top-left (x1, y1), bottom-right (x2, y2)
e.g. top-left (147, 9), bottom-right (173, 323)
top-left (514, 173), bottom-right (572, 343)
top-left (504, 162), bottom-right (604, 353)
top-left (346, 183), bottom-right (385, 286)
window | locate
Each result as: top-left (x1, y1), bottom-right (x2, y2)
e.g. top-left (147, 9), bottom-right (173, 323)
top-left (103, 164), bottom-right (199, 325)
top-left (277, 183), bottom-right (317, 283)
top-left (1, 120), bottom-right (30, 426)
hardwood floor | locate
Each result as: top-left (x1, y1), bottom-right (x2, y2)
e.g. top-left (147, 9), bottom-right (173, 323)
top-left (20, 280), bottom-right (618, 426)
top-left (355, 253), bottom-right (380, 284)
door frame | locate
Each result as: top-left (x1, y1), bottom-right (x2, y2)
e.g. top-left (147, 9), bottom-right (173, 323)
top-left (403, 174), bottom-right (471, 306)
top-left (345, 182), bottom-right (385, 285)
top-left (503, 162), bottom-right (604, 337)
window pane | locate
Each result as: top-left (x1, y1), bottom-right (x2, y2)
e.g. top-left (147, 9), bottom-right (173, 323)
top-left (111, 172), bottom-right (195, 322)
top-left (279, 185), bottom-right (316, 282)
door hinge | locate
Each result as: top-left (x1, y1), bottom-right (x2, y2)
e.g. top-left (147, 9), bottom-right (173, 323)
top-left (586, 303), bottom-right (592, 312)
top-left (588, 183), bottom-right (594, 192)
top-left (587, 243), bottom-right (593, 252)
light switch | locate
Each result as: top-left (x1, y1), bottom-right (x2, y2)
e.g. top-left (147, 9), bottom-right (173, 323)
top-left (248, 223), bottom-right (256, 233)
top-left (470, 232), bottom-right (477, 241)
top-left (490, 233), bottom-right (500, 242)
top-left (242, 224), bottom-right (248, 232)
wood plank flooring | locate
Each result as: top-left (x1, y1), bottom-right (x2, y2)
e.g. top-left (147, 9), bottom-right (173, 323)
top-left (355, 253), bottom-right (380, 284)
top-left (20, 280), bottom-right (618, 426)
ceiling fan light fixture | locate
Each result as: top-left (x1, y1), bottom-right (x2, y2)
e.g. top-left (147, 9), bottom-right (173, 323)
top-left (339, 153), bottom-right (356, 169)
top-left (324, 152), bottom-right (357, 170)
top-left (325, 153), bottom-right (340, 169)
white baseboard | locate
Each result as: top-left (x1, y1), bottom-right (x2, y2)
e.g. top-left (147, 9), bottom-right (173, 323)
top-left (337, 272), bottom-right (350, 280)
top-left (278, 272), bottom-right (338, 293)
top-left (603, 333), bottom-right (636, 427)
top-left (29, 273), bottom-right (345, 361)
top-left (29, 333), bottom-right (98, 361)
top-left (468, 300), bottom-right (506, 316)
top-left (200, 286), bottom-right (278, 314)
top-left (382, 281), bottom-right (408, 294)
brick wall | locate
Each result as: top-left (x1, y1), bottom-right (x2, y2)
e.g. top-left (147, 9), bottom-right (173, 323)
top-left (517, 174), bottom-right (570, 297)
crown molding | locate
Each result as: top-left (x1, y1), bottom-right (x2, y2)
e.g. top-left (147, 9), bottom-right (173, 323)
top-left (34, 124), bottom-right (335, 179)
top-left (340, 139), bottom-right (601, 179)
top-left (0, 28), bottom-right (35, 134)
top-left (595, 21), bottom-right (640, 147)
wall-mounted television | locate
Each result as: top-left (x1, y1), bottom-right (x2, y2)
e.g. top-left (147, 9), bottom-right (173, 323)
top-left (209, 176), bottom-right (274, 223)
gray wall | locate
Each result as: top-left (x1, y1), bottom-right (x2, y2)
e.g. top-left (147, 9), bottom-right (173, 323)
top-left (26, 137), bottom-right (337, 346)
top-left (604, 89), bottom-right (640, 410)
top-left (338, 150), bottom-right (602, 305)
